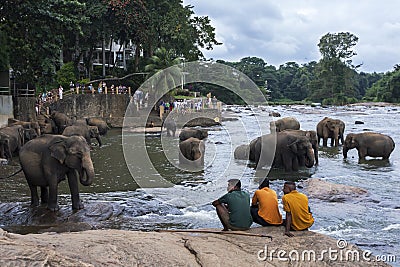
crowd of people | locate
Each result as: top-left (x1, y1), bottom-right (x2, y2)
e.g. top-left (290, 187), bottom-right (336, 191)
top-left (212, 179), bottom-right (314, 237)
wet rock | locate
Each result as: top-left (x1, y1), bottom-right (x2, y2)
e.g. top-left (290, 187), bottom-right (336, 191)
top-left (302, 178), bottom-right (368, 202)
top-left (355, 120), bottom-right (364, 124)
top-left (269, 111), bottom-right (281, 117)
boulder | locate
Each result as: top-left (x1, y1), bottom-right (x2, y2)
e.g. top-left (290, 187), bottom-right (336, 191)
top-left (302, 178), bottom-right (368, 202)
top-left (0, 227), bottom-right (388, 266)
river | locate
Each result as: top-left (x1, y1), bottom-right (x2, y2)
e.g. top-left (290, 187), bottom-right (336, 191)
top-left (0, 104), bottom-right (399, 265)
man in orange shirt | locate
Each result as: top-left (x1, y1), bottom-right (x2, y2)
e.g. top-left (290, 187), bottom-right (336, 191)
top-left (282, 181), bottom-right (314, 237)
top-left (251, 179), bottom-right (283, 226)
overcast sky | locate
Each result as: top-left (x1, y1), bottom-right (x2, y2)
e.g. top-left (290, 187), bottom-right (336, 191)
top-left (182, 0), bottom-right (400, 73)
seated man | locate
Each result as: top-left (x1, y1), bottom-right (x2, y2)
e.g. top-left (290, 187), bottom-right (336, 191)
top-left (282, 181), bottom-right (314, 237)
top-left (212, 179), bottom-right (252, 231)
top-left (251, 179), bottom-right (282, 226)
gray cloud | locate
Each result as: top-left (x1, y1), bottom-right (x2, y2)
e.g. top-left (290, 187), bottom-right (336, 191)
top-left (183, 0), bottom-right (400, 72)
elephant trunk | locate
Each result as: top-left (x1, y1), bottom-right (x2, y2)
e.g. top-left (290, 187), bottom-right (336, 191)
top-left (343, 146), bottom-right (348, 159)
top-left (305, 147), bottom-right (315, 168)
top-left (333, 128), bottom-right (340, 147)
top-left (80, 155), bottom-right (95, 186)
top-left (96, 136), bottom-right (102, 147)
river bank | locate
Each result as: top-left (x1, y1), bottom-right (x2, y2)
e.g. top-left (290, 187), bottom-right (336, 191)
top-left (0, 227), bottom-right (390, 266)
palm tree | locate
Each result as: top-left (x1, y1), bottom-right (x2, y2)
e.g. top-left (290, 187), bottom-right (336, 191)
top-left (144, 47), bottom-right (183, 103)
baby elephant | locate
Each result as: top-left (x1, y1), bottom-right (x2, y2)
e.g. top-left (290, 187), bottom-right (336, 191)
top-left (179, 137), bottom-right (205, 168)
top-left (343, 132), bottom-right (395, 160)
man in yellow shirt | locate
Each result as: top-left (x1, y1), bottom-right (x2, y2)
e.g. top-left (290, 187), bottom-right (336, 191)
top-left (282, 181), bottom-right (314, 237)
top-left (251, 179), bottom-right (282, 226)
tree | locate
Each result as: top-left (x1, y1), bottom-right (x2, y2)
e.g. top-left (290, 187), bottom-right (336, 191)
top-left (309, 32), bottom-right (360, 104)
top-left (144, 47), bottom-right (182, 101)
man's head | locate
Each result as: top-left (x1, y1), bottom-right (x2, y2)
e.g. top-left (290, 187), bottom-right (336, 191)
top-left (283, 181), bottom-right (296, 194)
top-left (227, 179), bottom-right (241, 192)
top-left (259, 179), bottom-right (270, 189)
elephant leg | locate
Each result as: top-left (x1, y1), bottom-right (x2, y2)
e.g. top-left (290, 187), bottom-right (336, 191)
top-left (323, 138), bottom-right (328, 147)
top-left (330, 138), bottom-right (334, 147)
top-left (40, 186), bottom-right (48, 204)
top-left (28, 184), bottom-right (40, 207)
top-left (67, 171), bottom-right (84, 210)
top-left (292, 157), bottom-right (299, 171)
top-left (357, 148), bottom-right (367, 161)
top-left (47, 180), bottom-right (59, 211)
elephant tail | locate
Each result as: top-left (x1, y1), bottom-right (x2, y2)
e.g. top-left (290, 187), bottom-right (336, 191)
top-left (0, 168), bottom-right (23, 180)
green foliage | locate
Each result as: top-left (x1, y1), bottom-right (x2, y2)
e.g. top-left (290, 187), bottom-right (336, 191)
top-left (55, 62), bottom-right (78, 89)
top-left (365, 69), bottom-right (400, 103)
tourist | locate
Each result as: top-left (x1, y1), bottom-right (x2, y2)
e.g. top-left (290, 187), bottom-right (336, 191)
top-left (98, 83), bottom-right (102, 94)
top-left (282, 181), bottom-right (314, 237)
top-left (212, 179), bottom-right (252, 231)
top-left (251, 179), bottom-right (282, 226)
top-left (69, 81), bottom-right (74, 93)
top-left (58, 85), bottom-right (63, 100)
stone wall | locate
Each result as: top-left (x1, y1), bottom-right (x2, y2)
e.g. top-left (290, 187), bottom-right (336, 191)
top-left (0, 96), bottom-right (13, 127)
top-left (49, 94), bottom-right (131, 126)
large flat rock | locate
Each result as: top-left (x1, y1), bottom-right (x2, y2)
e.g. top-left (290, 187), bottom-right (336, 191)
top-left (0, 227), bottom-right (389, 266)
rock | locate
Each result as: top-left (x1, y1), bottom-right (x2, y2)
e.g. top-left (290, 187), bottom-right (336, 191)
top-left (0, 227), bottom-right (388, 266)
top-left (355, 121), bottom-right (364, 124)
top-left (269, 111), bottom-right (281, 117)
top-left (302, 178), bottom-right (368, 202)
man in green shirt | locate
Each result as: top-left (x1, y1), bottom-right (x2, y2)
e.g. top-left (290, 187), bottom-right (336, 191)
top-left (212, 179), bottom-right (253, 231)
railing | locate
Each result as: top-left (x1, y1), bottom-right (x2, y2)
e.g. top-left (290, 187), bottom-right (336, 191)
top-left (0, 86), bottom-right (10, 95)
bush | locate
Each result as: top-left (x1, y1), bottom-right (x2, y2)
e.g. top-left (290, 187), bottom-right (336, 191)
top-left (56, 62), bottom-right (77, 89)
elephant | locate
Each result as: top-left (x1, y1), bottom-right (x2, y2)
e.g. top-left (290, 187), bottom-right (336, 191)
top-left (87, 118), bottom-right (109, 135)
top-left (163, 119), bottom-right (177, 137)
top-left (0, 132), bottom-right (12, 160)
top-left (0, 125), bottom-right (24, 156)
top-left (179, 137), bottom-right (205, 167)
top-left (343, 132), bottom-right (395, 160)
top-left (8, 118), bottom-right (41, 137)
top-left (51, 111), bottom-right (73, 134)
top-left (22, 127), bottom-right (38, 143)
top-left (179, 128), bottom-right (208, 142)
top-left (317, 117), bottom-right (345, 147)
top-left (270, 117), bottom-right (300, 133)
top-left (283, 129), bottom-right (319, 165)
top-left (250, 132), bottom-right (315, 172)
top-left (63, 125), bottom-right (102, 147)
top-left (37, 114), bottom-right (57, 134)
top-left (234, 144), bottom-right (250, 160)
top-left (19, 135), bottom-right (95, 211)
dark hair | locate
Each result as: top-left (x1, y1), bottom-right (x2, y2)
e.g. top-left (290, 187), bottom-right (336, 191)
top-left (259, 179), bottom-right (270, 189)
top-left (284, 181), bottom-right (296, 190)
top-left (228, 179), bottom-right (241, 189)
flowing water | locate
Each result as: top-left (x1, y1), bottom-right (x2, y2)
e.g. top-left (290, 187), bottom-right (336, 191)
top-left (0, 104), bottom-right (399, 265)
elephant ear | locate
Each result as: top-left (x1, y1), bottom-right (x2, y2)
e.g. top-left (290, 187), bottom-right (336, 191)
top-left (49, 140), bottom-right (67, 164)
top-left (287, 139), bottom-right (299, 154)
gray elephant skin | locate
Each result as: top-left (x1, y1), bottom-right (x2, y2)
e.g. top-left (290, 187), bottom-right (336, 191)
top-left (270, 117), bottom-right (300, 132)
top-left (63, 125), bottom-right (102, 147)
top-left (283, 129), bottom-right (319, 165)
top-left (8, 118), bottom-right (41, 137)
top-left (249, 132), bottom-right (315, 172)
top-left (163, 119), bottom-right (177, 137)
top-left (343, 132), bottom-right (395, 160)
top-left (317, 117), bottom-right (345, 147)
top-left (19, 135), bottom-right (95, 211)
top-left (179, 128), bottom-right (208, 142)
top-left (179, 137), bottom-right (205, 167)
top-left (0, 132), bottom-right (12, 160)
top-left (87, 118), bottom-right (109, 135)
top-left (51, 111), bottom-right (72, 134)
top-left (0, 125), bottom-right (24, 157)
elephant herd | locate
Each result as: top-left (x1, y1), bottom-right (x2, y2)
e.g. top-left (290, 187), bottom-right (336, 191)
top-left (0, 111), bottom-right (109, 211)
top-left (234, 116), bottom-right (395, 172)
